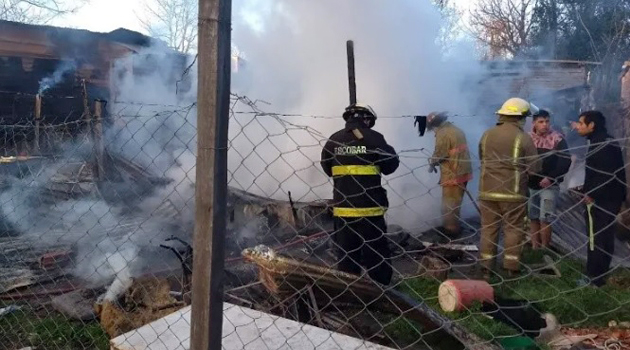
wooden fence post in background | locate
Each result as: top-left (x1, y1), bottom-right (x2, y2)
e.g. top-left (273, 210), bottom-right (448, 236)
top-left (81, 79), bottom-right (92, 135)
top-left (93, 100), bottom-right (105, 181)
top-left (190, 0), bottom-right (232, 349)
top-left (620, 60), bottom-right (630, 204)
top-left (346, 40), bottom-right (357, 105)
top-left (33, 94), bottom-right (41, 154)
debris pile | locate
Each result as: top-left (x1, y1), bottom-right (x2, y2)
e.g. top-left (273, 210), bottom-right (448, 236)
top-left (94, 277), bottom-right (185, 338)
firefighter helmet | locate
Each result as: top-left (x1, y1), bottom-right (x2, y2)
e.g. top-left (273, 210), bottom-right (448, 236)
top-left (342, 103), bottom-right (377, 128)
top-left (427, 111), bottom-right (448, 130)
top-left (496, 97), bottom-right (539, 117)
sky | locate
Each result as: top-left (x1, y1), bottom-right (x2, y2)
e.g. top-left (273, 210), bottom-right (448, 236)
top-left (51, 0), bottom-right (148, 34)
top-left (51, 0), bottom-right (474, 35)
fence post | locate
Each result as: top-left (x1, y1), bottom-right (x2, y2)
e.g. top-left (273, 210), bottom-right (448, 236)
top-left (93, 99), bottom-right (105, 181)
top-left (81, 79), bottom-right (92, 135)
top-left (190, 0), bottom-right (232, 349)
top-left (33, 94), bottom-right (41, 154)
top-left (346, 40), bottom-right (357, 105)
top-left (621, 60), bottom-right (630, 203)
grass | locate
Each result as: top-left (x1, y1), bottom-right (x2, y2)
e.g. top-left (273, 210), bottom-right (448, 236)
top-left (0, 303), bottom-right (109, 350)
top-left (386, 248), bottom-right (630, 348)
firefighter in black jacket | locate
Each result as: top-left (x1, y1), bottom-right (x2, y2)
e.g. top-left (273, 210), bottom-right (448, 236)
top-left (320, 103), bottom-right (400, 285)
top-left (574, 110), bottom-right (627, 287)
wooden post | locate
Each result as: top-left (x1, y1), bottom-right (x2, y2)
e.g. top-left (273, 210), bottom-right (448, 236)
top-left (621, 60), bottom-right (630, 203)
top-left (190, 0), bottom-right (232, 349)
top-left (81, 79), bottom-right (92, 134)
top-left (346, 40), bottom-right (357, 105)
top-left (93, 100), bottom-right (105, 181)
top-left (34, 94), bottom-right (41, 154)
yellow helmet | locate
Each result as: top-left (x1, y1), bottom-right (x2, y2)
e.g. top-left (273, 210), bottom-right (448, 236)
top-left (496, 97), bottom-right (539, 117)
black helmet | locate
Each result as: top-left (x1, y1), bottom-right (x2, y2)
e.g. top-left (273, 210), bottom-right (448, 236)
top-left (342, 103), bottom-right (377, 128)
top-left (427, 111), bottom-right (449, 130)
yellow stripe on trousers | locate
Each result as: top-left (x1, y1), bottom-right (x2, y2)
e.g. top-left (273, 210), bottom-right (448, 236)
top-left (587, 203), bottom-right (595, 251)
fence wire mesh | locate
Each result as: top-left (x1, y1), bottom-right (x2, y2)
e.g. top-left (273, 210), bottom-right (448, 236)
top-left (0, 94), bottom-right (629, 350)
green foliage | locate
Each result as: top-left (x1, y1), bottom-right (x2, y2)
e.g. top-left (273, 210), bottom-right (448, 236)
top-left (530, 0), bottom-right (630, 62)
top-left (390, 249), bottom-right (630, 347)
top-left (0, 306), bottom-right (109, 350)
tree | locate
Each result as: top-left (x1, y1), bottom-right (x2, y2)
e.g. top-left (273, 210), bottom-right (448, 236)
top-left (469, 0), bottom-right (540, 58)
top-left (138, 0), bottom-right (198, 54)
top-left (432, 0), bottom-right (464, 54)
top-left (530, 0), bottom-right (560, 56)
top-left (1, 0), bottom-right (85, 24)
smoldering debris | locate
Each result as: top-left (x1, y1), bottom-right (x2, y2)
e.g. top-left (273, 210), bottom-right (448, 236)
top-left (0, 146), bottom-right (336, 298)
top-left (94, 277), bottom-right (186, 338)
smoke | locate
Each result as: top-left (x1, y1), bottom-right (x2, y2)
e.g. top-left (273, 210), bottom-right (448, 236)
top-left (0, 47), bottom-right (198, 298)
top-left (38, 60), bottom-right (78, 94)
top-left (1, 0), bottom-right (550, 297)
top-left (228, 0), bottom-right (493, 230)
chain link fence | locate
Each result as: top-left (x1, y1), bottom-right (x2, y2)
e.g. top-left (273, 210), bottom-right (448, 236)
top-left (0, 92), bottom-right (629, 350)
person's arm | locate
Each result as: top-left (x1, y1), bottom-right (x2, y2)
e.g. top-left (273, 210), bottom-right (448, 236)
top-left (320, 139), bottom-right (334, 177)
top-left (375, 135), bottom-right (400, 176)
top-left (478, 132), bottom-right (486, 161)
top-left (583, 140), bottom-right (624, 202)
top-left (522, 134), bottom-right (542, 175)
top-left (429, 132), bottom-right (449, 166)
top-left (546, 138), bottom-right (572, 183)
top-left (604, 141), bottom-right (626, 198)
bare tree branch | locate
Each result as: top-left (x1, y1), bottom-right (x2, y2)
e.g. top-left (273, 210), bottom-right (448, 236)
top-left (1, 0), bottom-right (87, 24)
top-left (137, 0), bottom-right (198, 54)
top-left (469, 0), bottom-right (540, 58)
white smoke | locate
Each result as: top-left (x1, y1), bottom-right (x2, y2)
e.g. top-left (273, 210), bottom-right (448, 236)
top-left (228, 0), bottom-right (494, 231)
top-left (38, 60), bottom-right (77, 94)
top-left (1, 0), bottom-right (507, 297)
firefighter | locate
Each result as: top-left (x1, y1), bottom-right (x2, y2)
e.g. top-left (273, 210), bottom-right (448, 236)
top-left (320, 103), bottom-right (400, 285)
top-left (427, 111), bottom-right (473, 238)
top-left (478, 97), bottom-right (542, 278)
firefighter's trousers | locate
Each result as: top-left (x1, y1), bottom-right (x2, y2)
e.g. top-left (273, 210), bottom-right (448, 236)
top-left (442, 182), bottom-right (467, 234)
top-left (479, 200), bottom-right (527, 271)
top-left (333, 216), bottom-right (392, 285)
top-left (585, 200), bottom-right (622, 287)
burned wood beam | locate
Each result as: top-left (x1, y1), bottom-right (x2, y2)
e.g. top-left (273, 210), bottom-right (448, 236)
top-left (242, 245), bottom-right (502, 350)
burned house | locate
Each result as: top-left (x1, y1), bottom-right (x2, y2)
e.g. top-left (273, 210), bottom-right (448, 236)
top-left (0, 20), bottom-right (188, 156)
top-left (474, 60), bottom-right (598, 133)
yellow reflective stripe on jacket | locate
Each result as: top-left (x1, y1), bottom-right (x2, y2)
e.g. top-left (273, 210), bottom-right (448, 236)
top-left (512, 134), bottom-right (522, 194)
top-left (332, 165), bottom-right (380, 176)
top-left (479, 132), bottom-right (524, 202)
top-left (480, 253), bottom-right (494, 260)
top-left (504, 254), bottom-right (520, 261)
top-left (479, 191), bottom-right (526, 202)
top-left (448, 144), bottom-right (468, 156)
top-left (479, 133), bottom-right (488, 192)
top-left (333, 207), bottom-right (386, 217)
top-left (587, 203), bottom-right (595, 251)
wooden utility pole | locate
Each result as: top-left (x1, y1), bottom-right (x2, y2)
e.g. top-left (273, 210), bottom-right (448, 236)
top-left (190, 0), bottom-right (232, 349)
top-left (346, 40), bottom-right (357, 105)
